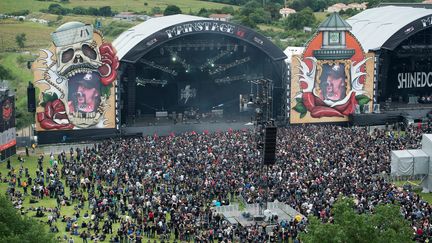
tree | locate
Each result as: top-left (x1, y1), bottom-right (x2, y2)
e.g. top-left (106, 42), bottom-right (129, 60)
top-left (0, 196), bottom-right (55, 242)
top-left (15, 33), bottom-right (26, 49)
top-left (71, 6), bottom-right (86, 15)
top-left (0, 65), bottom-right (13, 80)
top-left (240, 1), bottom-right (261, 17)
top-left (98, 6), bottom-right (113, 17)
top-left (284, 7), bottom-right (316, 30)
top-left (47, 3), bottom-right (68, 15)
top-left (163, 5), bottom-right (182, 16)
top-left (151, 7), bottom-right (162, 15)
top-left (235, 16), bottom-right (257, 29)
top-left (87, 7), bottom-right (99, 16)
top-left (249, 8), bottom-right (271, 24)
top-left (300, 198), bottom-right (412, 243)
top-left (265, 2), bottom-right (282, 21)
top-left (198, 8), bottom-right (209, 17)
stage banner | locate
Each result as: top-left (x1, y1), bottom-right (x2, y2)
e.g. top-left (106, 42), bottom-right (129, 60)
top-left (3, 96), bottom-right (15, 130)
top-left (33, 22), bottom-right (119, 131)
top-left (289, 31), bottom-right (375, 124)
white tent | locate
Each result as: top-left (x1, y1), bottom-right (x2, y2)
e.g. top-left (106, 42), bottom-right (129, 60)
top-left (407, 149), bottom-right (429, 175)
top-left (422, 134), bottom-right (432, 158)
top-left (391, 150), bottom-right (414, 176)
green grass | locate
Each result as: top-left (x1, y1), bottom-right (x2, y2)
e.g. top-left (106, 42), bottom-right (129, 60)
top-left (0, 52), bottom-right (36, 128)
top-left (0, 20), bottom-right (54, 52)
top-left (314, 12), bottom-right (329, 22)
top-left (0, 151), bottom-right (173, 242)
top-left (257, 24), bottom-right (285, 32)
top-left (0, 0), bottom-right (236, 14)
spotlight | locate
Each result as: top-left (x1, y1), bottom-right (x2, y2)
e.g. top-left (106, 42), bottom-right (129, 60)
top-left (172, 56), bottom-right (177, 62)
top-left (211, 63), bottom-right (215, 67)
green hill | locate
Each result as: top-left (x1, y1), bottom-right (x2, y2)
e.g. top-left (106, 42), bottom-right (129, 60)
top-left (0, 0), bottom-right (235, 14)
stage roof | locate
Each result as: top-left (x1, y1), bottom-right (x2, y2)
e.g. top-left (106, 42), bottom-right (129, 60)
top-left (113, 14), bottom-right (207, 60)
top-left (347, 6), bottom-right (432, 52)
top-left (113, 14), bottom-right (287, 63)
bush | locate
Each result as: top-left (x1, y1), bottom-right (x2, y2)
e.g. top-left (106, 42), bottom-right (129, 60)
top-left (0, 196), bottom-right (56, 242)
top-left (6, 10), bottom-right (30, 16)
top-left (0, 64), bottom-right (14, 80)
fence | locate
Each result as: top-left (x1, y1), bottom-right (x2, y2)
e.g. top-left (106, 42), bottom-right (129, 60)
top-left (42, 143), bottom-right (95, 155)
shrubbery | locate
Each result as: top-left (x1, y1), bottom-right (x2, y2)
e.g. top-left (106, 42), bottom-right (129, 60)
top-left (41, 4), bottom-right (115, 17)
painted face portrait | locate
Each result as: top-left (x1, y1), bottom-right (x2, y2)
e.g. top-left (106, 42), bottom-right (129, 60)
top-left (68, 72), bottom-right (101, 116)
top-left (321, 64), bottom-right (346, 101)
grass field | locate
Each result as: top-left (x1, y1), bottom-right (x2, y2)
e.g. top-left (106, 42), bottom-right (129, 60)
top-left (0, 150), bottom-right (243, 242)
top-left (0, 20), bottom-right (54, 52)
top-left (314, 12), bottom-right (329, 22)
top-left (257, 24), bottom-right (285, 32)
top-left (0, 0), bottom-right (236, 14)
top-left (0, 52), bottom-right (35, 128)
top-left (0, 151), bottom-right (150, 242)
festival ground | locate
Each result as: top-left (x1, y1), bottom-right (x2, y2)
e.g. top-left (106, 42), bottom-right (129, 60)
top-left (1, 152), bottom-right (177, 242)
top-left (0, 149), bottom-right (252, 242)
top-left (1, 131), bottom-right (432, 242)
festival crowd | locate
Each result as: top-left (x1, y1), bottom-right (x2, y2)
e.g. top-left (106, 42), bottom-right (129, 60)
top-left (2, 125), bottom-right (431, 242)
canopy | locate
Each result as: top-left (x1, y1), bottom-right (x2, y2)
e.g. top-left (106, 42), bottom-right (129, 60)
top-left (391, 150), bottom-right (413, 176)
top-left (113, 14), bottom-right (287, 63)
top-left (347, 6), bottom-right (432, 51)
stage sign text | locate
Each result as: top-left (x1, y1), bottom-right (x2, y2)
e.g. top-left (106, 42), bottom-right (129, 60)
top-left (398, 72), bottom-right (432, 89)
top-left (166, 22), bottom-right (235, 39)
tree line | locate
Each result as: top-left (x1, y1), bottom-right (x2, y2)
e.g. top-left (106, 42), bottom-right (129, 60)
top-left (41, 4), bottom-right (115, 17)
top-left (203, 0), bottom-right (423, 11)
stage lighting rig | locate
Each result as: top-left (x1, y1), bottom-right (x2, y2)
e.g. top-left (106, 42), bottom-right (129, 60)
top-left (136, 77), bottom-right (168, 87)
top-left (199, 49), bottom-right (232, 70)
top-left (214, 74), bottom-right (264, 84)
top-left (140, 59), bottom-right (178, 76)
top-left (167, 48), bottom-right (191, 73)
top-left (209, 56), bottom-right (251, 75)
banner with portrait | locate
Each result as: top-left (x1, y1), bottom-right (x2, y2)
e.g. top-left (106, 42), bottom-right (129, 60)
top-left (33, 22), bottom-right (119, 131)
top-left (289, 31), bottom-right (375, 124)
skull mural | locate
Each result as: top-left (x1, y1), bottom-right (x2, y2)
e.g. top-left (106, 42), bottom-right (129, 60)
top-left (33, 22), bottom-right (119, 130)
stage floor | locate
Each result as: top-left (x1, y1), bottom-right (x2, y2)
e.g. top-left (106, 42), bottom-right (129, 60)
top-left (214, 201), bottom-right (303, 227)
top-left (122, 117), bottom-right (254, 136)
top-left (382, 102), bottom-right (432, 111)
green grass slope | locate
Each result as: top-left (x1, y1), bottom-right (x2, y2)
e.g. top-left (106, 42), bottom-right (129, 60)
top-left (0, 0), bottom-right (235, 14)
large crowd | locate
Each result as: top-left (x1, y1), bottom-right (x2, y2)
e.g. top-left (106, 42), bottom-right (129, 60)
top-left (2, 125), bottom-right (432, 242)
